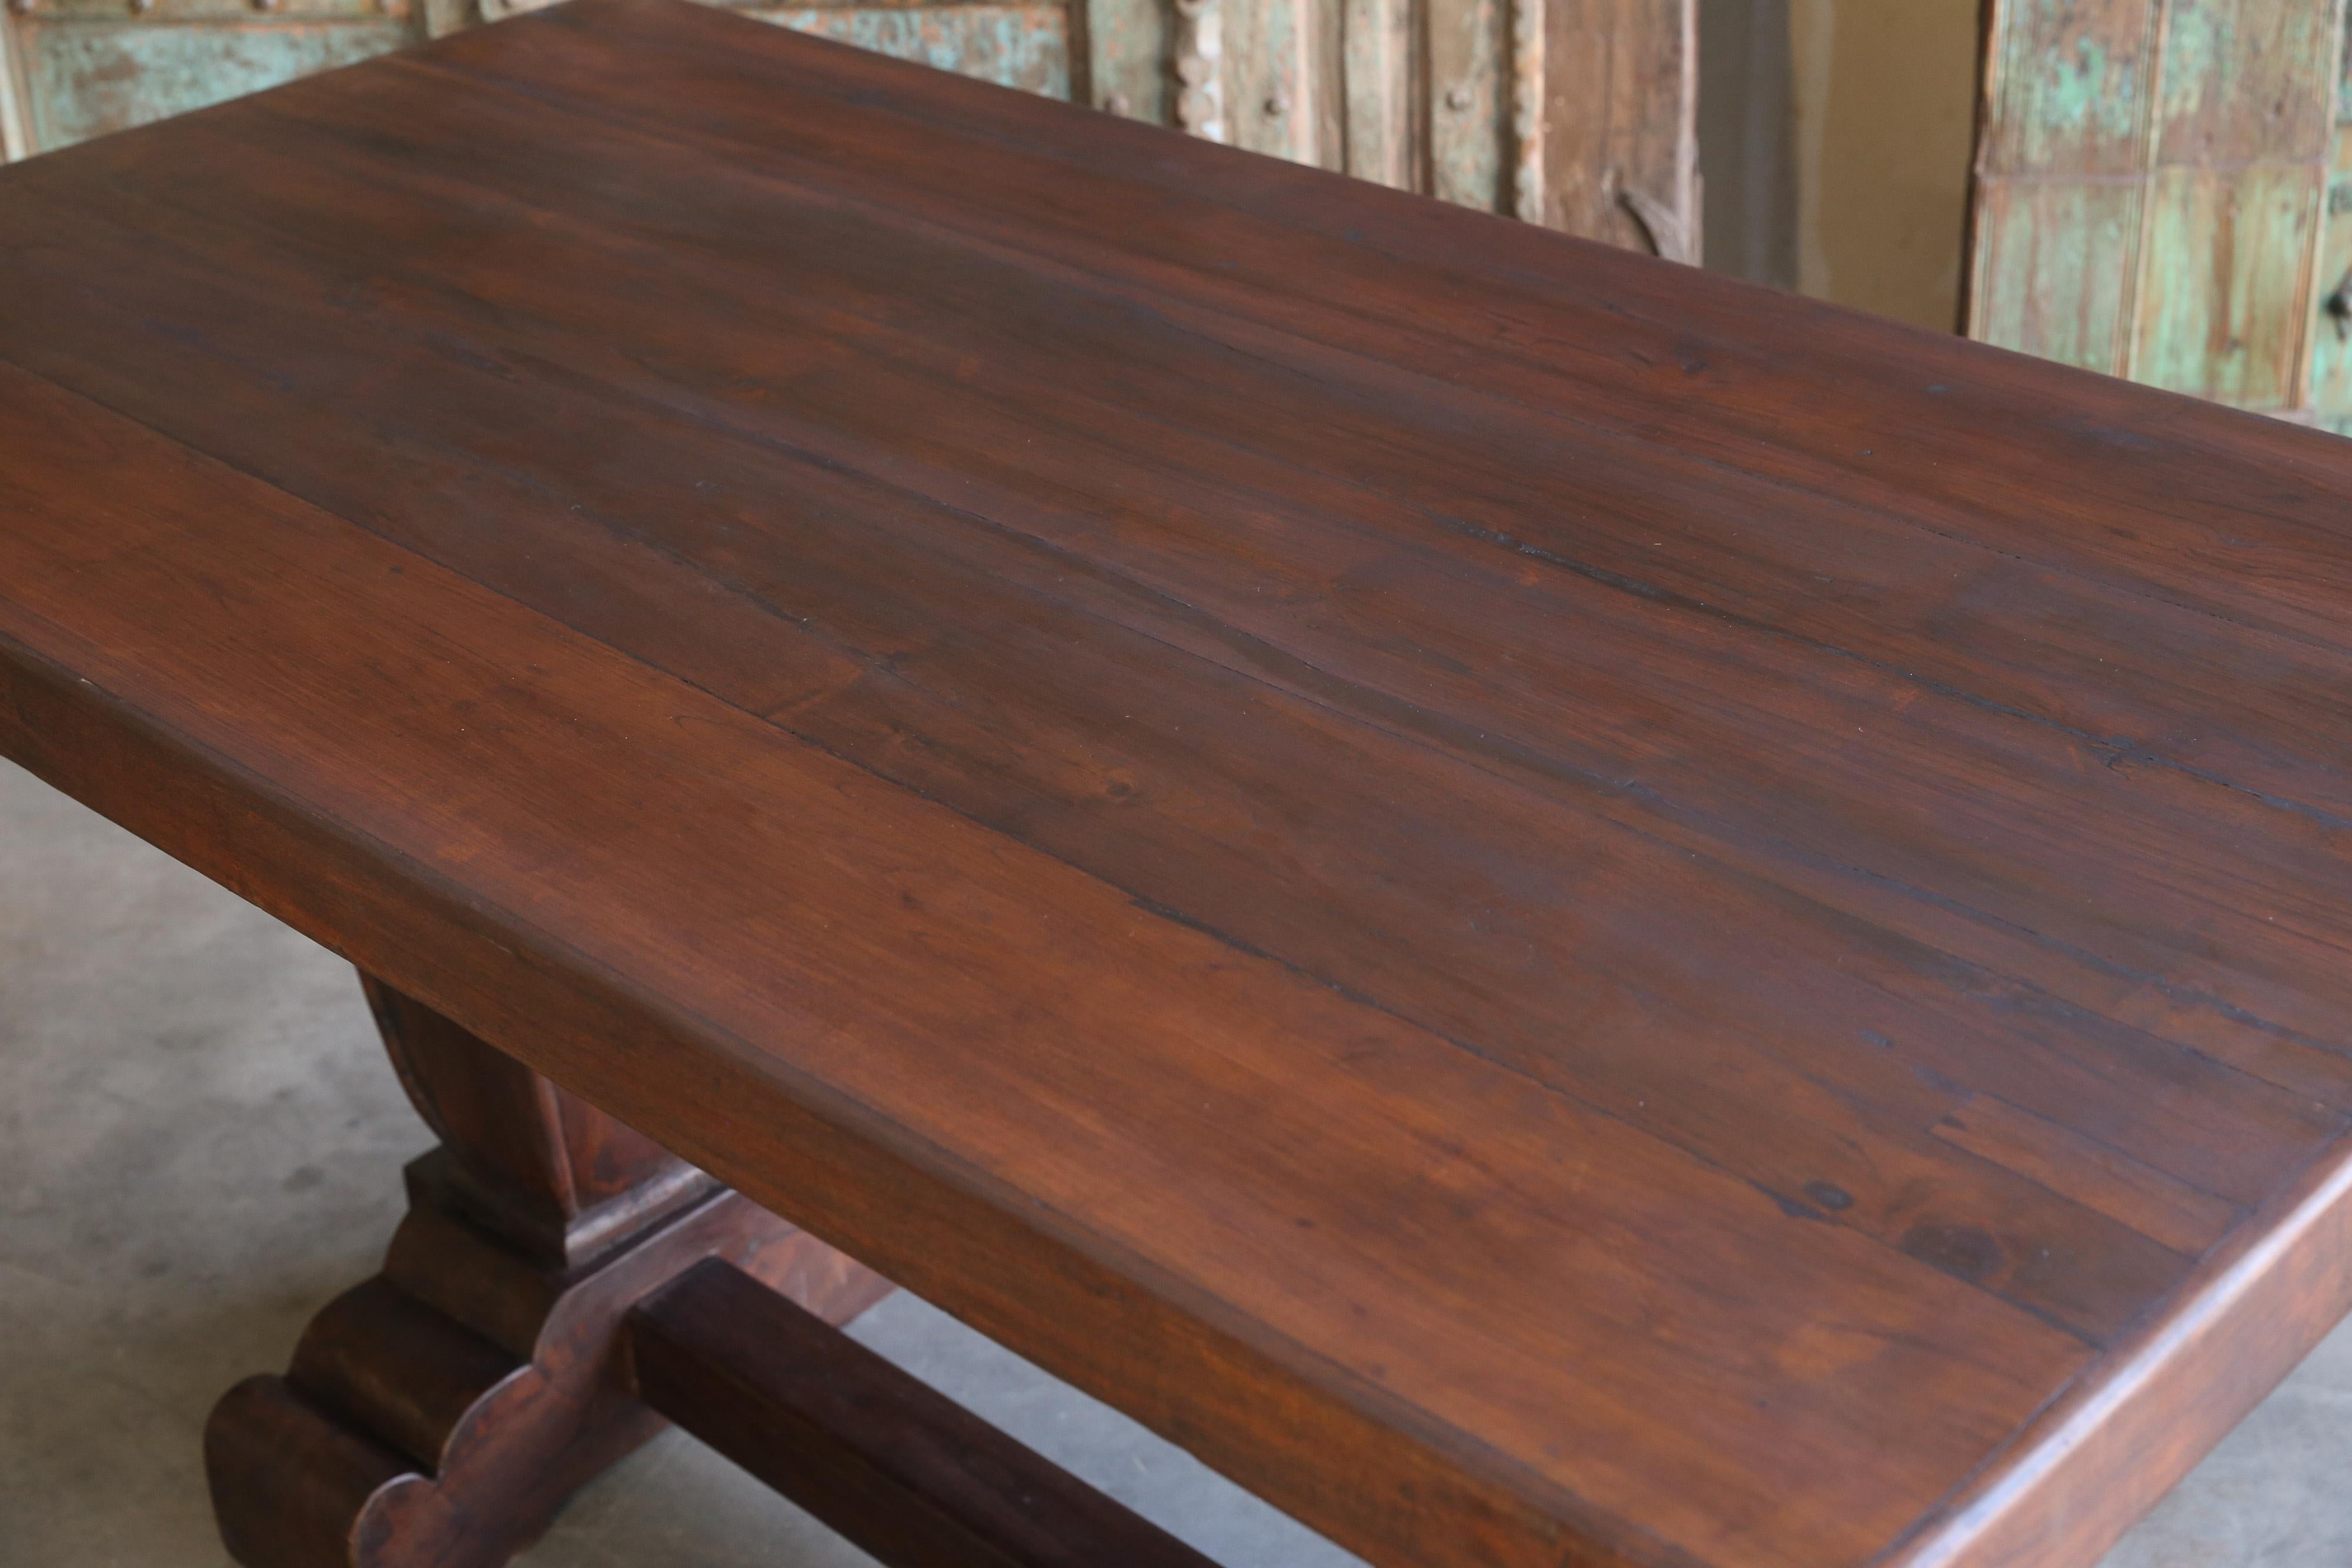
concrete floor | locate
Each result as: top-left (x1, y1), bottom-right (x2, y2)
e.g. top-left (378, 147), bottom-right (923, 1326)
top-left (4, 755), bottom-right (2348, 1567)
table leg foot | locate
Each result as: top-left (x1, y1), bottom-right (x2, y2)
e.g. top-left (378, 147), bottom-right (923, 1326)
top-left (203, 977), bottom-right (890, 1568)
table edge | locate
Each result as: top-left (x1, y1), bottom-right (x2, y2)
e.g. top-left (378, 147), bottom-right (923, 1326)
top-left (1883, 1126), bottom-right (2352, 1568)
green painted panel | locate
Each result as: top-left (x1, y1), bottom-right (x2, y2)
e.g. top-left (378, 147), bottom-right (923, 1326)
top-left (2307, 176), bottom-right (2352, 432)
top-left (752, 5), bottom-right (1067, 94)
top-left (1087, 0), bottom-right (1169, 121)
top-left (2341, 0), bottom-right (2352, 128)
top-left (1, 24), bottom-right (26, 160)
top-left (1225, 0), bottom-right (1306, 161)
top-left (36, 0), bottom-right (395, 18)
top-left (2312, 6), bottom-right (2352, 431)
top-left (1975, 0), bottom-right (2346, 422)
top-left (1980, 0), bottom-right (2156, 179)
top-left (2133, 163), bottom-right (2323, 409)
top-left (1970, 178), bottom-right (2141, 375)
top-left (19, 19), bottom-right (407, 152)
top-left (1426, 0), bottom-right (1503, 210)
top-left (2155, 0), bottom-right (2339, 167)
top-left (1339, 0), bottom-right (1408, 183)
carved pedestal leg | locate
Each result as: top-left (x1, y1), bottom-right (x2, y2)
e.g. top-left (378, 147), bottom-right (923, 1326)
top-left (204, 976), bottom-right (891, 1568)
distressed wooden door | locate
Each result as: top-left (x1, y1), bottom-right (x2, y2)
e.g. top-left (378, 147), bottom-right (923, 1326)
top-left (0, 0), bottom-right (1077, 154)
top-left (1089, 0), bottom-right (1698, 254)
top-left (1, 0), bottom-right (1694, 250)
top-left (1967, 0), bottom-right (2348, 420)
top-left (0, 0), bottom-right (428, 158)
top-left (500, 0), bottom-right (1075, 94)
top-left (2306, 20), bottom-right (2352, 430)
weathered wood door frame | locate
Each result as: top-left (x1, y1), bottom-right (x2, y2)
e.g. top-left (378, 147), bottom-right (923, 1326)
top-left (0, 0), bottom-right (1695, 255)
top-left (1965, 0), bottom-right (2351, 419)
top-left (1, 6), bottom-right (29, 159)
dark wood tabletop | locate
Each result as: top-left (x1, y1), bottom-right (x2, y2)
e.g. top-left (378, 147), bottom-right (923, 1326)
top-left (6, 5), bottom-right (2352, 1564)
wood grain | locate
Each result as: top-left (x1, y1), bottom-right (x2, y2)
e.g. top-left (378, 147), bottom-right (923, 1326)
top-left (1969, 0), bottom-right (2346, 407)
top-left (366, 976), bottom-right (720, 1266)
top-left (1541, 0), bottom-right (1694, 253)
top-left (206, 982), bottom-right (892, 1568)
top-left (630, 1259), bottom-right (1221, 1567)
top-left (6, 6), bottom-right (2352, 1566)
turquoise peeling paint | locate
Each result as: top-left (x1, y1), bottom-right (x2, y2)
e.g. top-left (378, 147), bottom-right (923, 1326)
top-left (22, 19), bottom-right (406, 151)
top-left (757, 6), bottom-right (1068, 96)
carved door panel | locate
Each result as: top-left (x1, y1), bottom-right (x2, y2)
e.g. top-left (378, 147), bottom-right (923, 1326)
top-left (1541, 0), bottom-right (1695, 255)
top-left (0, 0), bottom-right (1075, 155)
top-left (507, 0), bottom-right (1077, 96)
top-left (2307, 21), bottom-right (2352, 431)
top-left (1111, 0), bottom-right (1696, 253)
top-left (1967, 0), bottom-right (2347, 419)
top-left (1, 0), bottom-right (1694, 256)
top-left (0, 0), bottom-right (423, 155)
top-left (741, 2), bottom-right (1070, 94)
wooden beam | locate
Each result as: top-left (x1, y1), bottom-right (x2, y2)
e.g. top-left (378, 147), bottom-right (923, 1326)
top-left (627, 1260), bottom-right (1221, 1568)
top-left (0, 14), bottom-right (28, 162)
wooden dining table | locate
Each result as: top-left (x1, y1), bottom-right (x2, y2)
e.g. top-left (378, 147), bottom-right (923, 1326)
top-left (5, 4), bottom-right (2352, 1564)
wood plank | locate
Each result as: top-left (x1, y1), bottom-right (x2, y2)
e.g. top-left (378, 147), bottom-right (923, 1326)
top-left (1967, 0), bottom-right (2159, 372)
top-left (749, 5), bottom-right (1068, 95)
top-left (23, 41), bottom-right (2352, 1096)
top-left (2307, 9), bottom-right (2352, 429)
top-left (2150, 0), bottom-right (2340, 169)
top-left (1932, 1094), bottom-right (2240, 1258)
top-left (1972, 0), bottom-right (2348, 413)
top-left (1337, 0), bottom-right (1408, 185)
top-left (12, 15), bottom-right (408, 151)
top-left (0, 11), bottom-right (29, 161)
top-left (1083, 0), bottom-right (1165, 119)
top-left (1888, 1145), bottom-right (2352, 1568)
top-left (6, 31), bottom-right (2351, 1289)
top-left (1222, 0), bottom-right (1303, 161)
top-left (2129, 162), bottom-right (2323, 407)
top-left (0, 358), bottom-right (2091, 1568)
top-left (6, 6), bottom-right (2352, 1565)
top-left (1541, 0), bottom-right (1694, 253)
top-left (1967, 176), bottom-right (2141, 373)
top-left (1424, 0), bottom-right (1502, 208)
top-left (15, 81), bottom-right (2345, 1196)
top-left (2313, 170), bottom-right (2352, 430)
top-left (629, 1260), bottom-right (1222, 1568)
top-left (1977, 0), bottom-right (2158, 179)
top-left (380, 0), bottom-right (2352, 661)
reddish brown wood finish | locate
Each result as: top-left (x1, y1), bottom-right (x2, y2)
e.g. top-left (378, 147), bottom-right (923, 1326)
top-left (366, 975), bottom-right (717, 1266)
top-left (629, 1259), bottom-right (1221, 1568)
top-left (204, 982), bottom-right (893, 1568)
top-left (5, 5), bottom-right (2352, 1566)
